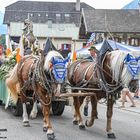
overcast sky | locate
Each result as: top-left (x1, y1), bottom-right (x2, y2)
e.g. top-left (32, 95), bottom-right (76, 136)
top-left (0, 0), bottom-right (133, 12)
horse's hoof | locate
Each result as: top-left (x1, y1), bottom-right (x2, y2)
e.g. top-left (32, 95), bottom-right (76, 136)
top-left (23, 121), bottom-right (30, 127)
top-left (85, 120), bottom-right (88, 127)
top-left (43, 127), bottom-right (48, 132)
top-left (73, 120), bottom-right (78, 125)
top-left (107, 133), bottom-right (116, 139)
top-left (95, 116), bottom-right (98, 119)
top-left (85, 120), bottom-right (94, 127)
top-left (47, 133), bottom-right (55, 140)
top-left (79, 124), bottom-right (85, 130)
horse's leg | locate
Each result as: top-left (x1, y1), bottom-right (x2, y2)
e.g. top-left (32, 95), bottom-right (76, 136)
top-left (106, 98), bottom-right (116, 139)
top-left (42, 103), bottom-right (55, 140)
top-left (21, 94), bottom-right (30, 127)
top-left (73, 96), bottom-right (85, 129)
top-left (42, 107), bottom-right (48, 132)
top-left (85, 95), bottom-right (98, 127)
top-left (30, 95), bottom-right (38, 119)
top-left (73, 97), bottom-right (79, 125)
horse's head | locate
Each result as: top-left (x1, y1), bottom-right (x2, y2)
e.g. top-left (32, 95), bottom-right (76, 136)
top-left (106, 50), bottom-right (140, 91)
top-left (44, 50), bottom-right (69, 94)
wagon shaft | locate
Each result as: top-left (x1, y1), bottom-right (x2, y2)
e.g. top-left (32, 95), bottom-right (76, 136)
top-left (58, 92), bottom-right (95, 97)
top-left (65, 86), bottom-right (101, 91)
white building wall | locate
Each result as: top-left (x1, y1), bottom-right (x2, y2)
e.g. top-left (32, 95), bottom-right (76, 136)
top-left (37, 37), bottom-right (83, 51)
top-left (8, 22), bottom-right (84, 51)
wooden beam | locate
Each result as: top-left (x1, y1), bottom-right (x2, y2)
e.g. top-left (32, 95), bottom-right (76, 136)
top-left (56, 92), bottom-right (95, 97)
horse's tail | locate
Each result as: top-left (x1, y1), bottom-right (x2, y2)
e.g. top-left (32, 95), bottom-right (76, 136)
top-left (6, 64), bottom-right (19, 104)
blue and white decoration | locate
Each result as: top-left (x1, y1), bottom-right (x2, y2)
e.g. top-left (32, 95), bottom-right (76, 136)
top-left (124, 53), bottom-right (140, 79)
top-left (52, 56), bottom-right (69, 83)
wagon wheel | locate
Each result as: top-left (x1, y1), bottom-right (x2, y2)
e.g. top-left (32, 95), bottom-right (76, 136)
top-left (11, 99), bottom-right (23, 116)
top-left (51, 101), bottom-right (65, 116)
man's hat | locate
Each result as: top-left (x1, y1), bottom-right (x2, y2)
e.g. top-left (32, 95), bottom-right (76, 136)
top-left (88, 46), bottom-right (98, 51)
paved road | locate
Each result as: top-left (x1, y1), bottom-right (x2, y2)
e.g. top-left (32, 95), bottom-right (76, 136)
top-left (0, 103), bottom-right (140, 140)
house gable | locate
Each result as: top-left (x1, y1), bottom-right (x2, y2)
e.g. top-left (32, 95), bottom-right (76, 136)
top-left (81, 9), bottom-right (140, 33)
top-left (4, 1), bottom-right (94, 26)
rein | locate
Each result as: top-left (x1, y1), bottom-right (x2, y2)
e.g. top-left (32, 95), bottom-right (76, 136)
top-left (33, 58), bottom-right (53, 106)
top-left (96, 52), bottom-right (123, 96)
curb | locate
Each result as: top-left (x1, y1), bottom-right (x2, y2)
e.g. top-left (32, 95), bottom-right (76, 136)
top-left (99, 101), bottom-right (140, 114)
top-left (114, 100), bottom-right (140, 114)
top-left (114, 105), bottom-right (140, 114)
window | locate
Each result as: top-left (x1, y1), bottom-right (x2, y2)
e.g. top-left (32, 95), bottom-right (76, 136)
top-left (65, 14), bottom-right (70, 23)
top-left (61, 44), bottom-right (71, 51)
top-left (114, 37), bottom-right (121, 43)
top-left (56, 14), bottom-right (61, 23)
top-left (56, 14), bottom-right (61, 17)
top-left (65, 14), bottom-right (70, 17)
top-left (129, 38), bottom-right (139, 46)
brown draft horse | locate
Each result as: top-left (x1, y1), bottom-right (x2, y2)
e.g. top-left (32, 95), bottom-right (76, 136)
top-left (67, 50), bottom-right (140, 138)
top-left (6, 50), bottom-right (66, 140)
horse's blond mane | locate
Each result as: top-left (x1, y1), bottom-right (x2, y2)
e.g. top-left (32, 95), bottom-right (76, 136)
top-left (110, 50), bottom-right (133, 86)
top-left (44, 50), bottom-right (64, 71)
